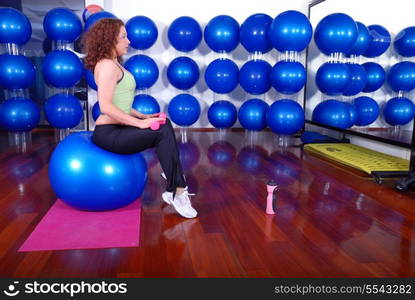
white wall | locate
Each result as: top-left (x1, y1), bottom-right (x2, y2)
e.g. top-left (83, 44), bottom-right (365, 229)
top-left (86, 0), bottom-right (310, 128)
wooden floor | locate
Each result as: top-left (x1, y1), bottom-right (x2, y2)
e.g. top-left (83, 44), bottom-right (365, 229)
top-left (0, 129), bottom-right (414, 277)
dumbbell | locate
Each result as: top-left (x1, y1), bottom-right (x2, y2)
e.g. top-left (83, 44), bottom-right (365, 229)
top-left (150, 112), bottom-right (167, 130)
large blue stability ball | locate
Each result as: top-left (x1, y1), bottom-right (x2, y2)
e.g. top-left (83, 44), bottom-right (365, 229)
top-left (167, 56), bottom-right (199, 90)
top-left (363, 25), bottom-right (391, 58)
top-left (126, 15), bottom-right (158, 50)
top-left (168, 93), bottom-right (200, 126)
top-left (0, 7), bottom-right (32, 45)
top-left (0, 98), bottom-right (40, 132)
top-left (394, 26), bottom-right (415, 57)
top-left (315, 62), bottom-right (351, 95)
top-left (238, 98), bottom-right (269, 131)
top-left (352, 96), bottom-right (379, 126)
top-left (85, 68), bottom-right (97, 90)
top-left (204, 58), bottom-right (239, 94)
top-left (268, 10), bottom-right (312, 52)
top-left (132, 94), bottom-right (160, 114)
top-left (44, 93), bottom-right (83, 128)
top-left (204, 15), bottom-right (239, 53)
top-left (42, 50), bottom-right (83, 88)
top-left (92, 101), bottom-right (101, 121)
top-left (346, 102), bottom-right (357, 128)
top-left (43, 8), bottom-right (82, 42)
top-left (346, 21), bottom-right (370, 57)
top-left (267, 99), bottom-right (304, 135)
top-left (383, 97), bottom-right (415, 126)
top-left (124, 54), bottom-right (159, 90)
top-left (84, 11), bottom-right (116, 31)
top-left (362, 62), bottom-right (385, 92)
top-left (314, 13), bottom-right (358, 55)
top-left (168, 16), bottom-right (202, 52)
top-left (239, 59), bottom-right (271, 95)
top-left (240, 13), bottom-right (272, 54)
top-left (343, 63), bottom-right (367, 96)
top-left (49, 131), bottom-right (148, 211)
top-left (208, 100), bottom-right (237, 129)
top-left (312, 99), bottom-right (351, 129)
top-left (387, 61), bottom-right (415, 92)
top-left (0, 54), bottom-right (35, 89)
top-left (270, 60), bottom-right (306, 95)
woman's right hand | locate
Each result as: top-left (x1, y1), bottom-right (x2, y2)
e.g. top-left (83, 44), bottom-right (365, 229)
top-left (137, 117), bottom-right (166, 129)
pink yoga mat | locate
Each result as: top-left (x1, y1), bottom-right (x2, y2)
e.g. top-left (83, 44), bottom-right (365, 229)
top-left (19, 199), bottom-right (141, 252)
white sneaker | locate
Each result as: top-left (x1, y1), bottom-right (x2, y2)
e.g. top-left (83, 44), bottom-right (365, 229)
top-left (163, 190), bottom-right (197, 218)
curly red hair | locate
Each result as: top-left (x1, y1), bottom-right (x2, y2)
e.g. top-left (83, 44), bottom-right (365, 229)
top-left (83, 18), bottom-right (125, 72)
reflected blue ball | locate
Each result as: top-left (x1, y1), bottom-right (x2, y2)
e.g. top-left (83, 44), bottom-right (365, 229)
top-left (312, 99), bottom-right (351, 129)
top-left (92, 101), bottom-right (101, 121)
top-left (126, 15), bottom-right (158, 50)
top-left (362, 62), bottom-right (385, 92)
top-left (204, 58), bottom-right (238, 94)
top-left (132, 94), bottom-right (160, 115)
top-left (1, 98), bottom-right (40, 132)
top-left (207, 141), bottom-right (236, 168)
top-left (44, 93), bottom-right (83, 128)
top-left (84, 11), bottom-right (116, 31)
top-left (42, 50), bottom-right (83, 88)
top-left (179, 140), bottom-right (201, 171)
top-left (267, 99), bottom-right (304, 135)
top-left (363, 25), bottom-right (391, 58)
top-left (168, 16), bottom-right (202, 52)
top-left (270, 60), bottom-right (306, 94)
top-left (394, 26), bottom-right (415, 57)
top-left (238, 98), bottom-right (269, 131)
top-left (346, 21), bottom-right (370, 57)
top-left (168, 93), bottom-right (200, 126)
top-left (387, 61), bottom-right (415, 92)
top-left (352, 96), bottom-right (379, 126)
top-left (268, 10), bottom-right (312, 52)
top-left (239, 59), bottom-right (271, 95)
top-left (315, 62), bottom-right (351, 95)
top-left (125, 54), bottom-right (159, 90)
top-left (167, 56), bottom-right (199, 90)
top-left (43, 8), bottom-right (82, 42)
top-left (0, 54), bottom-right (35, 89)
top-left (204, 15), bottom-right (239, 53)
top-left (314, 13), bottom-right (358, 55)
top-left (0, 7), bottom-right (32, 45)
top-left (343, 63), bottom-right (366, 96)
top-left (383, 97), bottom-right (415, 126)
top-left (240, 13), bottom-right (272, 54)
top-left (208, 100), bottom-right (237, 129)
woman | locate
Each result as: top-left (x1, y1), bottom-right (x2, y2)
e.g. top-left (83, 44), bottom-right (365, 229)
top-left (83, 18), bottom-right (197, 218)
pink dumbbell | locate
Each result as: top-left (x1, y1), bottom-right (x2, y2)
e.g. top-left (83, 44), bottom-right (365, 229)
top-left (150, 121), bottom-right (160, 130)
top-left (159, 112), bottom-right (166, 124)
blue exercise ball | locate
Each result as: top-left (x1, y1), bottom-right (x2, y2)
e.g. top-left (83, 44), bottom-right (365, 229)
top-left (167, 56), bottom-right (199, 90)
top-left (363, 25), bottom-right (391, 58)
top-left (268, 10), bottom-right (312, 52)
top-left (267, 99), bottom-right (304, 135)
top-left (92, 101), bottom-right (101, 121)
top-left (0, 7), bottom-right (32, 45)
top-left (42, 50), bottom-right (83, 88)
top-left (387, 61), bottom-right (415, 92)
top-left (168, 93), bottom-right (200, 126)
top-left (362, 62), bottom-right (385, 92)
top-left (85, 68), bottom-right (97, 90)
top-left (84, 11), bottom-right (116, 31)
top-left (314, 13), bottom-right (357, 55)
top-left (0, 98), bottom-right (40, 132)
top-left (126, 16), bottom-right (158, 50)
top-left (394, 26), bottom-right (415, 57)
top-left (207, 141), bottom-right (236, 168)
top-left (44, 93), bottom-right (83, 128)
top-left (270, 60), bottom-right (306, 94)
top-left (132, 94), bottom-right (160, 114)
top-left (238, 98), bottom-right (269, 131)
top-left (204, 15), bottom-right (239, 53)
top-left (352, 96), bottom-right (379, 126)
top-left (312, 99), bottom-right (351, 129)
top-left (346, 21), bottom-right (370, 57)
top-left (168, 16), bottom-right (202, 52)
top-left (208, 100), bottom-right (237, 129)
top-left (124, 54), bottom-right (159, 90)
top-left (0, 54), bottom-right (35, 89)
top-left (240, 13), bottom-right (272, 54)
top-left (239, 59), bottom-right (271, 95)
top-left (49, 131), bottom-right (148, 211)
top-left (345, 102), bottom-right (357, 128)
top-left (204, 58), bottom-right (239, 94)
top-left (43, 8), bottom-right (82, 42)
top-left (343, 63), bottom-right (367, 96)
top-left (383, 97), bottom-right (415, 126)
top-left (315, 62), bottom-right (351, 95)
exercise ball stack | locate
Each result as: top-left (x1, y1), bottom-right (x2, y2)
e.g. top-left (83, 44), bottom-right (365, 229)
top-left (0, 7), bottom-right (40, 133)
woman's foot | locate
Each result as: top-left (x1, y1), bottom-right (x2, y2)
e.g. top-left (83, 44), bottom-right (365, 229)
top-left (162, 190), bottom-right (197, 218)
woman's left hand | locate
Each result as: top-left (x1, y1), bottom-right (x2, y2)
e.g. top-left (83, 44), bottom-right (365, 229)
top-left (144, 113), bottom-right (161, 119)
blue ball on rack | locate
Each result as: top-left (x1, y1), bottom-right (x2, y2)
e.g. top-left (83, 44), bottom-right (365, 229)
top-left (126, 15), bottom-right (158, 50)
top-left (204, 15), bottom-right (239, 53)
top-left (0, 54), bottom-right (35, 89)
top-left (394, 26), bottom-right (415, 57)
top-left (0, 98), bottom-right (40, 132)
top-left (44, 93), bottom-right (83, 129)
top-left (240, 13), bottom-right (272, 54)
top-left (352, 96), bottom-right (379, 126)
top-left (238, 98), bottom-right (269, 131)
top-left (0, 7), bottom-right (32, 45)
top-left (167, 56), bottom-right (199, 90)
top-left (168, 16), bottom-right (202, 52)
top-left (270, 60), bottom-right (306, 95)
top-left (124, 54), bottom-right (159, 90)
top-left (42, 50), bottom-right (83, 88)
top-left (43, 8), bottom-right (82, 42)
top-left (205, 58), bottom-right (239, 94)
top-left (383, 97), bottom-right (415, 126)
top-left (168, 93), bottom-right (200, 126)
top-left (208, 100), bottom-right (237, 129)
top-left (363, 25), bottom-right (391, 58)
top-left (267, 99), bottom-right (304, 135)
top-left (239, 59), bottom-right (271, 95)
top-left (132, 94), bottom-right (160, 115)
top-left (315, 62), bottom-right (351, 96)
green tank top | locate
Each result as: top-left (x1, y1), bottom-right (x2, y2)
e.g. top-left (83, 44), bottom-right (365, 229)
top-left (112, 68), bottom-right (136, 114)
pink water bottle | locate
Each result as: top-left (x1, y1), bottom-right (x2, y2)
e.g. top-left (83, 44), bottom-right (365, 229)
top-left (266, 180), bottom-right (277, 214)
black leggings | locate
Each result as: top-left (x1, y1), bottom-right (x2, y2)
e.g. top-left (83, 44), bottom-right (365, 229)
top-left (92, 118), bottom-right (186, 192)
